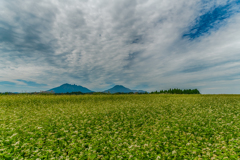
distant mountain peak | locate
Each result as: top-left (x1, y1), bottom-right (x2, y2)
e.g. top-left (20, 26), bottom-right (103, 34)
top-left (104, 85), bottom-right (146, 93)
top-left (47, 83), bottom-right (146, 94)
top-left (61, 83), bottom-right (70, 86)
top-left (47, 83), bottom-right (93, 93)
top-left (113, 85), bottom-right (127, 88)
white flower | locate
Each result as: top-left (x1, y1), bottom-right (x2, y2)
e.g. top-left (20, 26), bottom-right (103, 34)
top-left (10, 133), bottom-right (18, 139)
top-left (12, 141), bottom-right (20, 146)
top-left (172, 150), bottom-right (177, 155)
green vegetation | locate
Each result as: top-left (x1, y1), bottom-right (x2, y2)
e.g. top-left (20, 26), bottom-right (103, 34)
top-left (151, 88), bottom-right (200, 94)
top-left (0, 94), bottom-right (240, 159)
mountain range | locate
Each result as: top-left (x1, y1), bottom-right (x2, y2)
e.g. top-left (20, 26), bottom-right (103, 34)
top-left (47, 83), bottom-right (146, 93)
top-left (103, 85), bottom-right (146, 93)
top-left (47, 83), bottom-right (93, 93)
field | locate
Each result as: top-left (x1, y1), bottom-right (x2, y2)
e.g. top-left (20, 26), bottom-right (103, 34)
top-left (0, 94), bottom-right (240, 159)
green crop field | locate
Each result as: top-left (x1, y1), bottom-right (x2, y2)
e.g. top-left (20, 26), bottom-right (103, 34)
top-left (0, 94), bottom-right (240, 159)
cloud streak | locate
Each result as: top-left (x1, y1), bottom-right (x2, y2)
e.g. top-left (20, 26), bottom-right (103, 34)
top-left (183, 0), bottom-right (240, 39)
top-left (0, 0), bottom-right (240, 93)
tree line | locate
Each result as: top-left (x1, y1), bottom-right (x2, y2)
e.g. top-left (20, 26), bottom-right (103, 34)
top-left (150, 88), bottom-right (200, 94)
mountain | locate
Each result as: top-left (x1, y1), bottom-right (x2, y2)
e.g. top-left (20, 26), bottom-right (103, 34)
top-left (104, 85), bottom-right (147, 93)
top-left (47, 83), bottom-right (93, 93)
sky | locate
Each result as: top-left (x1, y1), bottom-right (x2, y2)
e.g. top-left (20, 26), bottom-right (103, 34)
top-left (0, 0), bottom-right (240, 94)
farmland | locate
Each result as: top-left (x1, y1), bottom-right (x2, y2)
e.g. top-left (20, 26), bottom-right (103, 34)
top-left (0, 94), bottom-right (240, 159)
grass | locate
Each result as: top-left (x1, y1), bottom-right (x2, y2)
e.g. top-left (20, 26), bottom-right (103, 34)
top-left (0, 94), bottom-right (240, 159)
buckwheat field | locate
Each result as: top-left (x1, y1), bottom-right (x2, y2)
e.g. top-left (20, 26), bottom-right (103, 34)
top-left (0, 94), bottom-right (240, 159)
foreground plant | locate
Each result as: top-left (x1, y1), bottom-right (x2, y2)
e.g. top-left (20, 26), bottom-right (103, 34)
top-left (0, 94), bottom-right (240, 159)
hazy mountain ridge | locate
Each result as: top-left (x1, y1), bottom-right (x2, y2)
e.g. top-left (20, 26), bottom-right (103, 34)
top-left (47, 84), bottom-right (146, 93)
top-left (47, 83), bottom-right (93, 93)
top-left (103, 85), bottom-right (146, 93)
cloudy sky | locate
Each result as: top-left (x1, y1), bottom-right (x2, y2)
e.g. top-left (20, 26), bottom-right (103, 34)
top-left (0, 0), bottom-right (240, 93)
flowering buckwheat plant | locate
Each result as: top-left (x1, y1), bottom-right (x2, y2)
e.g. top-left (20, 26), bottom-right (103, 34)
top-left (0, 94), bottom-right (240, 159)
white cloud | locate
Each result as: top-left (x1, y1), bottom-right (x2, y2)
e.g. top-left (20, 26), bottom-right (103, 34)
top-left (0, 0), bottom-right (239, 93)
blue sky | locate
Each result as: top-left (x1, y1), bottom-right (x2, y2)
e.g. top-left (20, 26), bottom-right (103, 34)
top-left (0, 0), bottom-right (240, 94)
